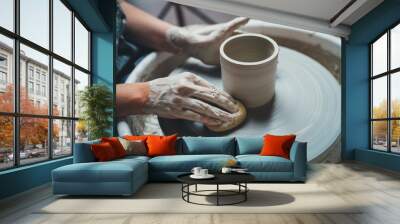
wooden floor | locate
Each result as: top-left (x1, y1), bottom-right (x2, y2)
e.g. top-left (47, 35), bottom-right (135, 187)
top-left (1, 162), bottom-right (400, 224)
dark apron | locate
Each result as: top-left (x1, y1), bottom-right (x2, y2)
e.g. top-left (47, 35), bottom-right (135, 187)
top-left (116, 4), bottom-right (152, 83)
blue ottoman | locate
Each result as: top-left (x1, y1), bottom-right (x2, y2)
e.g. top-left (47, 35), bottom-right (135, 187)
top-left (52, 156), bottom-right (148, 196)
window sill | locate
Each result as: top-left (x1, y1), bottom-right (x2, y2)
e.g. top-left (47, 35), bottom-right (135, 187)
top-left (0, 156), bottom-right (72, 176)
top-left (355, 148), bottom-right (400, 172)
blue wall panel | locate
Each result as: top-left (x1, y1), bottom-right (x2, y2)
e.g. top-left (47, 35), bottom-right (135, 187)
top-left (66, 0), bottom-right (110, 32)
top-left (0, 1), bottom-right (115, 200)
top-left (344, 0), bottom-right (400, 171)
top-left (0, 158), bottom-right (72, 199)
top-left (343, 44), bottom-right (369, 159)
top-left (92, 32), bottom-right (114, 136)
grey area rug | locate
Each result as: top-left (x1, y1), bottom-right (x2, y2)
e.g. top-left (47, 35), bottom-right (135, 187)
top-left (38, 183), bottom-right (362, 214)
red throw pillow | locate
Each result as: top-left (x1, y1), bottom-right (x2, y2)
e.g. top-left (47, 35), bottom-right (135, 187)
top-left (146, 134), bottom-right (177, 157)
top-left (101, 137), bottom-right (126, 158)
top-left (259, 134), bottom-right (296, 159)
top-left (91, 142), bottom-right (117, 162)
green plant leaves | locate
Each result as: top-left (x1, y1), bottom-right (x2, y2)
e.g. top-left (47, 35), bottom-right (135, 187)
top-left (79, 84), bottom-right (113, 140)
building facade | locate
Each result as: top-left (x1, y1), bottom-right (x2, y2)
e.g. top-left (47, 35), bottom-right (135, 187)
top-left (0, 42), bottom-right (75, 151)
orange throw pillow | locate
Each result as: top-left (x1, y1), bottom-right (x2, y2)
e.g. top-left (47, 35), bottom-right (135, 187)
top-left (259, 134), bottom-right (296, 159)
top-left (123, 135), bottom-right (148, 141)
top-left (146, 134), bottom-right (177, 157)
top-left (91, 142), bottom-right (117, 162)
top-left (101, 137), bottom-right (126, 158)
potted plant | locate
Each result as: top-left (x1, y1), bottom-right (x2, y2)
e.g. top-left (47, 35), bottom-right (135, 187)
top-left (79, 84), bottom-right (113, 140)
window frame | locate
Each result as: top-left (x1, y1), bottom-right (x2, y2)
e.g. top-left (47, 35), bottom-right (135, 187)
top-left (0, 0), bottom-right (92, 171)
top-left (370, 20), bottom-right (400, 154)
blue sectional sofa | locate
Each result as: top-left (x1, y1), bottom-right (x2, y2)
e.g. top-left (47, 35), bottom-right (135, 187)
top-left (52, 137), bottom-right (307, 196)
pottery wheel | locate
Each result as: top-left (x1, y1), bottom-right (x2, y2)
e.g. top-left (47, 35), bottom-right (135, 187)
top-left (118, 21), bottom-right (341, 162)
top-left (158, 47), bottom-right (340, 161)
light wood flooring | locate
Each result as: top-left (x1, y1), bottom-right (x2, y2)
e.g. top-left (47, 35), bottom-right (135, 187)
top-left (1, 162), bottom-right (400, 224)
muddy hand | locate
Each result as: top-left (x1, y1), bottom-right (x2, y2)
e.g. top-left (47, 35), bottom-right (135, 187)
top-left (143, 72), bottom-right (239, 126)
top-left (166, 17), bottom-right (249, 65)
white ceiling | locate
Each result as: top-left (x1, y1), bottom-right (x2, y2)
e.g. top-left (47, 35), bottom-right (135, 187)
top-left (168, 0), bottom-right (384, 37)
top-left (226, 0), bottom-right (352, 21)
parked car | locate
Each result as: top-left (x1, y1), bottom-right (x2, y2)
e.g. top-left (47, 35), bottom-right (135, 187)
top-left (7, 153), bottom-right (13, 161)
top-left (20, 151), bottom-right (30, 159)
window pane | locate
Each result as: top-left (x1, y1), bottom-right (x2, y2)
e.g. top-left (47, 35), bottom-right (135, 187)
top-left (391, 24), bottom-right (400, 70)
top-left (20, 44), bottom-right (49, 115)
top-left (20, 117), bottom-right (49, 165)
top-left (0, 34), bottom-right (14, 112)
top-left (0, 116), bottom-right (13, 170)
top-left (391, 120), bottom-right (400, 153)
top-left (0, 0), bottom-right (14, 31)
top-left (53, 59), bottom-right (72, 117)
top-left (53, 119), bottom-right (72, 157)
top-left (391, 72), bottom-right (400, 118)
top-left (53, 0), bottom-right (72, 60)
top-left (74, 17), bottom-right (89, 70)
top-left (372, 33), bottom-right (387, 76)
top-left (75, 120), bottom-right (88, 143)
top-left (74, 69), bottom-right (89, 118)
top-left (372, 76), bottom-right (387, 119)
top-left (20, 0), bottom-right (49, 49)
top-left (372, 120), bottom-right (388, 151)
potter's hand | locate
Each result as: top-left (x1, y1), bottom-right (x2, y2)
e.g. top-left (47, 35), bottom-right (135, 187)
top-left (143, 72), bottom-right (239, 126)
top-left (166, 17), bottom-right (249, 65)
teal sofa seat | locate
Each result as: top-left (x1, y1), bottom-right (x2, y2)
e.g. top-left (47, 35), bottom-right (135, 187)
top-left (235, 138), bottom-right (307, 181)
top-left (148, 154), bottom-right (235, 181)
top-left (236, 155), bottom-right (293, 172)
top-left (178, 137), bottom-right (236, 155)
top-left (52, 155), bottom-right (148, 196)
top-left (52, 136), bottom-right (307, 196)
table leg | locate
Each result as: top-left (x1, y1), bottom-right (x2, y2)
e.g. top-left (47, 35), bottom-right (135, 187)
top-left (245, 183), bottom-right (247, 201)
top-left (181, 184), bottom-right (183, 199)
top-left (217, 184), bottom-right (219, 206)
top-left (187, 184), bottom-right (190, 202)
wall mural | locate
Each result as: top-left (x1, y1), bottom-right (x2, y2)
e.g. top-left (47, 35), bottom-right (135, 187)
top-left (115, 1), bottom-right (341, 162)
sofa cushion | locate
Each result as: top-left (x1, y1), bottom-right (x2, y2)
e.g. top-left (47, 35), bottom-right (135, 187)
top-left (73, 139), bottom-right (100, 163)
top-left (147, 135), bottom-right (177, 157)
top-left (236, 155), bottom-right (293, 172)
top-left (180, 137), bottom-right (235, 155)
top-left (123, 135), bottom-right (148, 141)
top-left (149, 154), bottom-right (235, 172)
top-left (116, 155), bottom-right (150, 163)
top-left (260, 134), bottom-right (296, 159)
top-left (53, 158), bottom-right (147, 183)
top-left (91, 142), bottom-right (118, 162)
top-left (101, 137), bottom-right (127, 158)
top-left (236, 137), bottom-right (263, 155)
top-left (119, 138), bottom-right (147, 156)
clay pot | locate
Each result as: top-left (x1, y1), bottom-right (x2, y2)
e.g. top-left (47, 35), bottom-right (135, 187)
top-left (220, 33), bottom-right (279, 108)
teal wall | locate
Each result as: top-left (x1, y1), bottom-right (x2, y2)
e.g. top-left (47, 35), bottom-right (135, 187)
top-left (92, 32), bottom-right (115, 135)
top-left (0, 0), bottom-right (115, 200)
top-left (343, 0), bottom-right (400, 171)
top-left (0, 158), bottom-right (72, 199)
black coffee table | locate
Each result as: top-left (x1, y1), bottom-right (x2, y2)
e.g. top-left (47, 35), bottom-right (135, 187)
top-left (177, 173), bottom-right (255, 206)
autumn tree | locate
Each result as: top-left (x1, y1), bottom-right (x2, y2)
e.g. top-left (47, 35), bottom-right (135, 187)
top-left (372, 99), bottom-right (400, 143)
top-left (0, 85), bottom-right (14, 151)
top-left (0, 84), bottom-right (60, 153)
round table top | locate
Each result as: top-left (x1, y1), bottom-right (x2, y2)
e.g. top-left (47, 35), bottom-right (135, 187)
top-left (177, 173), bottom-right (255, 185)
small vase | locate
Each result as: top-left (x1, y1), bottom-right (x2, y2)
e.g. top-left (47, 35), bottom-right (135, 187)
top-left (220, 33), bottom-right (279, 108)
